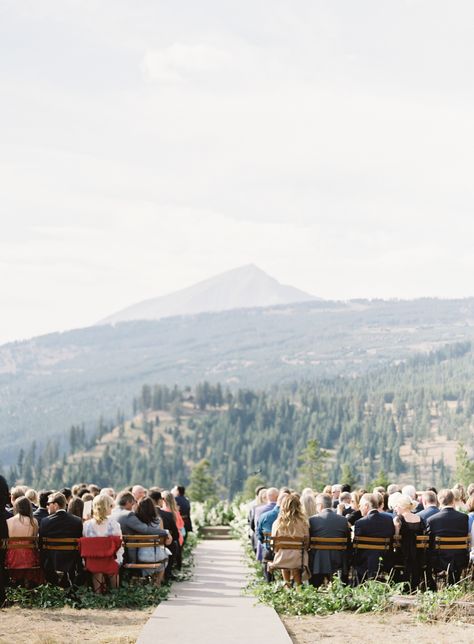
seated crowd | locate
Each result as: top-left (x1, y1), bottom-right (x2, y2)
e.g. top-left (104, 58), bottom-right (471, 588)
top-left (0, 475), bottom-right (193, 604)
top-left (248, 482), bottom-right (474, 590)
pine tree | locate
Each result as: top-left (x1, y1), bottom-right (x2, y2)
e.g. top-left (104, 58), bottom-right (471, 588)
top-left (187, 459), bottom-right (218, 502)
top-left (242, 473), bottom-right (266, 500)
top-left (454, 442), bottom-right (474, 486)
top-left (340, 463), bottom-right (358, 489)
top-left (298, 439), bottom-right (328, 491)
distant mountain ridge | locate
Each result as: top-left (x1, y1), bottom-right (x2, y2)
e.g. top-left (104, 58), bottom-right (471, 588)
top-left (99, 264), bottom-right (318, 325)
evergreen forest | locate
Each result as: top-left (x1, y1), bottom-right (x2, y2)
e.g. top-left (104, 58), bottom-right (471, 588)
top-left (6, 341), bottom-right (474, 497)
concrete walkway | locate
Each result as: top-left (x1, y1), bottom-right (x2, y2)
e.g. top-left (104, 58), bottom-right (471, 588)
top-left (138, 539), bottom-right (292, 644)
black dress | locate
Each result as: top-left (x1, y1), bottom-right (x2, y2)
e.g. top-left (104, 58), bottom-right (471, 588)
top-left (396, 514), bottom-right (426, 590)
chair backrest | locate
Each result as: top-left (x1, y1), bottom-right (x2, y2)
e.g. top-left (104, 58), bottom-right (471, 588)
top-left (433, 536), bottom-right (470, 550)
top-left (310, 536), bottom-right (347, 551)
top-left (271, 535), bottom-right (307, 551)
top-left (122, 534), bottom-right (167, 570)
top-left (353, 535), bottom-right (392, 551)
top-left (416, 535), bottom-right (429, 550)
top-left (2, 536), bottom-right (41, 571)
top-left (1, 536), bottom-right (39, 551)
top-left (41, 537), bottom-right (79, 551)
top-left (122, 534), bottom-right (166, 549)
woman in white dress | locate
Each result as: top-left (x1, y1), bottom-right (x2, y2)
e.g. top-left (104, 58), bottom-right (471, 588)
top-left (83, 494), bottom-right (123, 591)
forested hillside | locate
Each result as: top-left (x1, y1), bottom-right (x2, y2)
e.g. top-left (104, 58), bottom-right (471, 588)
top-left (1, 297), bottom-right (474, 462)
top-left (8, 342), bottom-right (474, 496)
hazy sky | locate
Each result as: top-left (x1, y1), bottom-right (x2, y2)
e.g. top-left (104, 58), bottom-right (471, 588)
top-left (2, 1), bottom-right (474, 345)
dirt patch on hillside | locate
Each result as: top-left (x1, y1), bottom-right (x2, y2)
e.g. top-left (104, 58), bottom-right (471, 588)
top-left (0, 606), bottom-right (152, 644)
top-left (282, 612), bottom-right (474, 643)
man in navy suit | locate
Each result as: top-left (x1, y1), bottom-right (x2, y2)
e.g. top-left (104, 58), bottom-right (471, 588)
top-left (39, 492), bottom-right (83, 586)
top-left (426, 489), bottom-right (469, 584)
top-left (417, 490), bottom-right (439, 522)
top-left (354, 493), bottom-right (395, 583)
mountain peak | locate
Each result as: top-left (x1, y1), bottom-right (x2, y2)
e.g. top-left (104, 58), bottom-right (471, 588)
top-left (99, 265), bottom-right (318, 325)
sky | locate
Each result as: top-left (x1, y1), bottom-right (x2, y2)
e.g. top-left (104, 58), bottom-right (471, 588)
top-left (1, 0), bottom-right (474, 345)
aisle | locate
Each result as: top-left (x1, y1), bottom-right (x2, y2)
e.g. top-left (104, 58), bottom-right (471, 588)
top-left (138, 539), bottom-right (291, 644)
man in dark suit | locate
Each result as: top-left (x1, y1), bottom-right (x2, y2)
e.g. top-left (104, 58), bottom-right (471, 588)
top-left (309, 493), bottom-right (351, 587)
top-left (173, 486), bottom-right (193, 535)
top-left (417, 490), bottom-right (439, 522)
top-left (426, 488), bottom-right (469, 584)
top-left (354, 493), bottom-right (395, 583)
top-left (33, 490), bottom-right (53, 527)
top-left (39, 492), bottom-right (83, 586)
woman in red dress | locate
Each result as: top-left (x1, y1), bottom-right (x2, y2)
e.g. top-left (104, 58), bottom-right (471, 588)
top-left (6, 496), bottom-right (42, 585)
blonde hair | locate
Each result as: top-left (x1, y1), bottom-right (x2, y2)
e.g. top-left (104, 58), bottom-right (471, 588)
top-left (301, 493), bottom-right (317, 518)
top-left (92, 494), bottom-right (114, 524)
top-left (394, 493), bottom-right (417, 513)
top-left (388, 492), bottom-right (402, 511)
top-left (274, 493), bottom-right (308, 535)
top-left (25, 488), bottom-right (39, 506)
top-left (162, 490), bottom-right (179, 521)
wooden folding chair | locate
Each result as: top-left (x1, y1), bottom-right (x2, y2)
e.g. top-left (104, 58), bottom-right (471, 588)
top-left (433, 536), bottom-right (470, 551)
top-left (271, 535), bottom-right (308, 551)
top-left (353, 536), bottom-right (393, 551)
top-left (1, 536), bottom-right (41, 584)
top-left (310, 536), bottom-right (348, 551)
top-left (352, 535), bottom-right (393, 582)
top-left (41, 537), bottom-right (79, 552)
top-left (41, 537), bottom-right (80, 586)
top-left (432, 535), bottom-right (470, 588)
top-left (122, 534), bottom-right (167, 577)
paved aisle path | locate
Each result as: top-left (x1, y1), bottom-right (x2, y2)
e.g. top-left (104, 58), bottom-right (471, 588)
top-left (138, 539), bottom-right (292, 644)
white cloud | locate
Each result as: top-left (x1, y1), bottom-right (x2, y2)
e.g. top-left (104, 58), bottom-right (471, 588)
top-left (141, 43), bottom-right (231, 82)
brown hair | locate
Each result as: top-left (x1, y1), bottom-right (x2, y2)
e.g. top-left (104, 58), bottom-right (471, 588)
top-left (136, 497), bottom-right (158, 525)
top-left (48, 492), bottom-right (67, 509)
top-left (438, 489), bottom-right (454, 507)
top-left (14, 496), bottom-right (36, 530)
top-left (68, 497), bottom-right (84, 520)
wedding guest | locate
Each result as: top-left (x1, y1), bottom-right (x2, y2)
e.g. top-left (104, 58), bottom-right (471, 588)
top-left (426, 488), bottom-right (469, 584)
top-left (83, 494), bottom-right (123, 591)
top-left (417, 491), bottom-right (439, 522)
top-left (33, 490), bottom-right (52, 527)
top-left (309, 493), bottom-right (350, 587)
top-left (393, 494), bottom-right (426, 589)
top-left (39, 492), bottom-right (83, 586)
top-left (268, 493), bottom-right (309, 587)
top-left (173, 485), bottom-right (193, 534)
top-left (353, 493), bottom-right (395, 583)
top-left (0, 475), bottom-right (10, 605)
top-left (6, 496), bottom-right (41, 586)
top-left (68, 496), bottom-right (84, 520)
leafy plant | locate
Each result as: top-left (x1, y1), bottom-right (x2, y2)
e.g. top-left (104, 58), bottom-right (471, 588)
top-left (6, 532), bottom-right (198, 610)
top-left (250, 576), bottom-right (404, 616)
